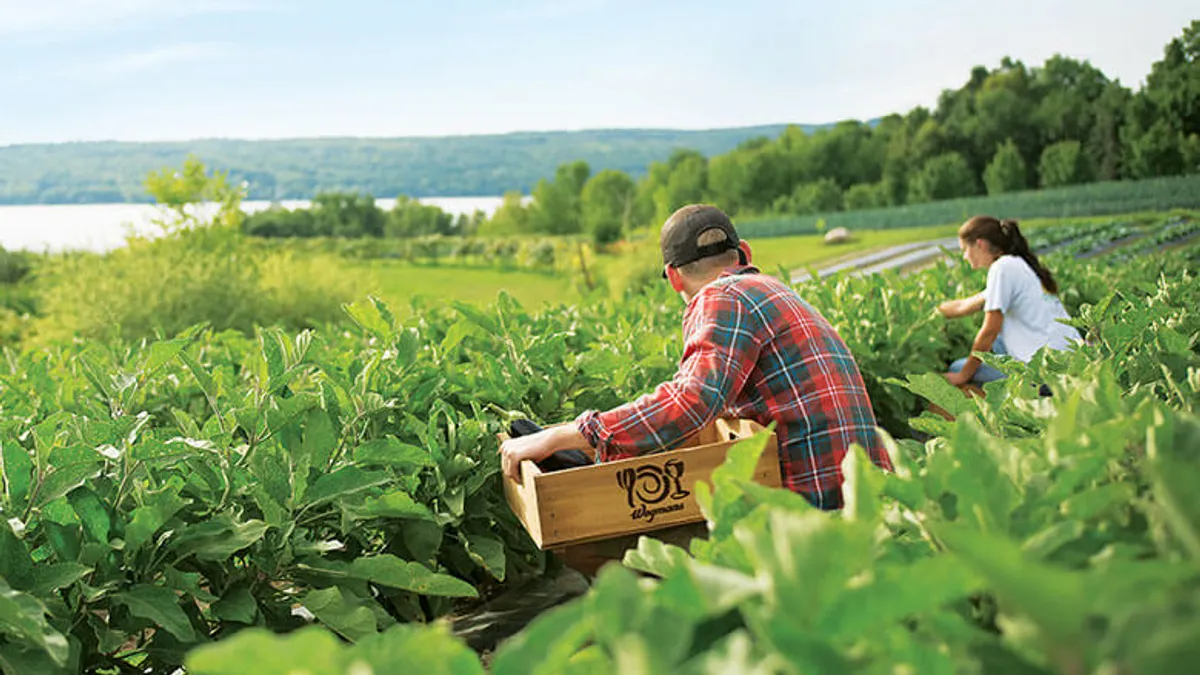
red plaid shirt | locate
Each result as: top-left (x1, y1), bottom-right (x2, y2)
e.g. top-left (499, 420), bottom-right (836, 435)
top-left (575, 265), bottom-right (892, 510)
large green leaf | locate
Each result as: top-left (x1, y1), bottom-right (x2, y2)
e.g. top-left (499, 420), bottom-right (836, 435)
top-left (737, 509), bottom-right (874, 623)
top-left (464, 532), bottom-right (506, 582)
top-left (403, 520), bottom-right (444, 563)
top-left (352, 438), bottom-right (435, 471)
top-left (587, 565), bottom-right (643, 647)
top-left (441, 319), bottom-right (485, 354)
top-left (352, 491), bottom-right (434, 521)
top-left (302, 467), bottom-right (392, 508)
top-left (651, 560), bottom-right (762, 623)
top-left (893, 372), bottom-right (977, 418)
top-left (0, 642), bottom-right (74, 675)
top-left (36, 463), bottom-right (102, 509)
top-left (452, 301), bottom-right (499, 335)
top-left (170, 517), bottom-right (269, 562)
top-left (185, 625), bottom-right (344, 675)
top-left (124, 487), bottom-right (189, 552)
top-left (42, 521), bottom-right (82, 563)
top-left (841, 445), bottom-right (885, 524)
top-left (112, 584), bottom-right (197, 642)
top-left (0, 520), bottom-right (34, 591)
top-left (30, 563), bottom-right (93, 594)
top-left (66, 486), bottom-right (113, 545)
top-left (143, 338), bottom-right (189, 376)
top-left (301, 587), bottom-right (378, 642)
top-left (932, 523), bottom-right (1086, 649)
top-left (684, 631), bottom-right (779, 675)
top-left (622, 536), bottom-right (691, 578)
top-left (0, 580), bottom-right (69, 666)
top-left (249, 445), bottom-right (292, 508)
top-left (1146, 412), bottom-right (1200, 559)
top-left (348, 623), bottom-right (485, 675)
top-left (300, 408), bottom-right (337, 472)
top-left (817, 555), bottom-right (983, 640)
top-left (343, 298), bottom-right (394, 342)
top-left (211, 586), bottom-right (258, 624)
top-left (1, 439), bottom-right (34, 510)
top-left (347, 555), bottom-right (478, 598)
top-left (491, 601), bottom-right (592, 675)
top-left (694, 430), bottom-right (774, 539)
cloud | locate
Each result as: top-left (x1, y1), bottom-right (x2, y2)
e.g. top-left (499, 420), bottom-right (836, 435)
top-left (0, 0), bottom-right (274, 36)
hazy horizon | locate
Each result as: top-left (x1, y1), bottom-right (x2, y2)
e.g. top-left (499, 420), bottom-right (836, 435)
top-left (0, 123), bottom-right (814, 148)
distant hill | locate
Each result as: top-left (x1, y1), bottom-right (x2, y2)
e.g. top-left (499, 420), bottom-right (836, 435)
top-left (0, 124), bottom-right (845, 205)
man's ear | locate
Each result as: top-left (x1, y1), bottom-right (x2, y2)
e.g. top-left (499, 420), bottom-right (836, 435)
top-left (738, 241), bottom-right (753, 265)
top-left (665, 265), bottom-right (684, 292)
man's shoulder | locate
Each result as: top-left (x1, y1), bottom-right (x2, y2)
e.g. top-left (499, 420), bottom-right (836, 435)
top-left (707, 270), bottom-right (815, 322)
top-left (713, 267), bottom-right (790, 295)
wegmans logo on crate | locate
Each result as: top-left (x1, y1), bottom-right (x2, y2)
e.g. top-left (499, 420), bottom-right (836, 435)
top-left (503, 418), bottom-right (782, 549)
top-left (617, 459), bottom-right (691, 523)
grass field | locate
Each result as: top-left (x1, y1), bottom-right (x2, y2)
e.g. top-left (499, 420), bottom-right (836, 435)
top-left (749, 223), bottom-right (962, 274)
top-left (352, 259), bottom-right (581, 313)
top-left (344, 210), bottom-right (1187, 312)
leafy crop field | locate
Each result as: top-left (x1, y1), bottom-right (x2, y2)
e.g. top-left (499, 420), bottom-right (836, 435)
top-left (1, 220), bottom-right (1197, 673)
top-left (737, 175), bottom-right (1200, 238)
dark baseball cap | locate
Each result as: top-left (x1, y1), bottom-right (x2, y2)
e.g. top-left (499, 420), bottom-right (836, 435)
top-left (660, 204), bottom-right (741, 277)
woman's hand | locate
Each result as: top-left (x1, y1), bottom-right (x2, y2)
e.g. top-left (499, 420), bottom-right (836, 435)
top-left (938, 293), bottom-right (986, 319)
top-left (944, 370), bottom-right (971, 388)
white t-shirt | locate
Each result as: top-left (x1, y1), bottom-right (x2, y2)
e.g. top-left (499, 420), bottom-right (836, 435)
top-left (983, 255), bottom-right (1082, 362)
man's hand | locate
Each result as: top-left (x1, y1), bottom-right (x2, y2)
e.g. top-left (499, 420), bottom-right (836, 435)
top-left (499, 424), bottom-right (589, 483)
top-left (944, 370), bottom-right (971, 388)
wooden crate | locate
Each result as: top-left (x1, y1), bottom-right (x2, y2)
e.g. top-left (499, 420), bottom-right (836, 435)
top-left (502, 418), bottom-right (781, 549)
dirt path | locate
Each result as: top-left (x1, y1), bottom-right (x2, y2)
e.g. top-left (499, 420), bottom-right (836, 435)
top-left (791, 237), bottom-right (959, 283)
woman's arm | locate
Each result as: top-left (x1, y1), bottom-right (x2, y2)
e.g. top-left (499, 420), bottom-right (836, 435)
top-left (947, 309), bottom-right (1004, 386)
top-left (938, 292), bottom-right (986, 319)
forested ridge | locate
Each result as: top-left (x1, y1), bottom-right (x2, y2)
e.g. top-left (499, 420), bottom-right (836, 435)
top-left (0, 125), bottom-right (806, 205)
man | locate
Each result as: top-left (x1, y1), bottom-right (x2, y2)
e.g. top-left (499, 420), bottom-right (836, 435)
top-left (500, 204), bottom-right (892, 510)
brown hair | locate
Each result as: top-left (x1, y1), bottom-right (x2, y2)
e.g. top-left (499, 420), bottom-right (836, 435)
top-left (959, 215), bottom-right (1058, 294)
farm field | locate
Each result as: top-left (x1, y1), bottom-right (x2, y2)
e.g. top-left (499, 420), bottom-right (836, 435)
top-left (355, 261), bottom-right (581, 316)
top-left (0, 213), bottom-right (1197, 674)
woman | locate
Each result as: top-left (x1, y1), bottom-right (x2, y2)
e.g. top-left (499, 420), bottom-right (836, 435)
top-left (937, 215), bottom-right (1081, 388)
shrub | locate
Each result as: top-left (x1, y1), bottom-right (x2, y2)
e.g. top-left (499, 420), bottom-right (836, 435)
top-left (34, 229), bottom-right (364, 342)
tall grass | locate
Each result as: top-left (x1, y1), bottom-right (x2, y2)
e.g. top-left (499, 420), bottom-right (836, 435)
top-left (33, 227), bottom-right (364, 343)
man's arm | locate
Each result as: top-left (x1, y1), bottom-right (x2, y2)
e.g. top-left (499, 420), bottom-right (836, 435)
top-left (938, 292), bottom-right (986, 319)
top-left (576, 288), bottom-right (763, 463)
top-left (499, 424), bottom-right (588, 482)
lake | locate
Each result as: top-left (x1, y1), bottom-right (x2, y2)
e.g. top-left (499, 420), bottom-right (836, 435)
top-left (0, 196), bottom-right (509, 252)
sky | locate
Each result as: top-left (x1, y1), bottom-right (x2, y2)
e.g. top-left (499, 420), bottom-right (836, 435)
top-left (0, 0), bottom-right (1194, 145)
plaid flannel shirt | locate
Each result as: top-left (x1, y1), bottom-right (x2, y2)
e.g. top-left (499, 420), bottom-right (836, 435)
top-left (575, 265), bottom-right (892, 510)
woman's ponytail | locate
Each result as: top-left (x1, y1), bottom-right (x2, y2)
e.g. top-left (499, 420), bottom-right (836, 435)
top-left (999, 219), bottom-right (1058, 295)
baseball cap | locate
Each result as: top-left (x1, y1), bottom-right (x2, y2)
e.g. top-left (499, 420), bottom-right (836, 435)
top-left (660, 204), bottom-right (742, 278)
